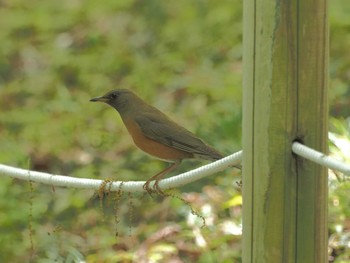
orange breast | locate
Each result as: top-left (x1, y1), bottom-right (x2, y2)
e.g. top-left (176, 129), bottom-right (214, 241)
top-left (122, 118), bottom-right (193, 161)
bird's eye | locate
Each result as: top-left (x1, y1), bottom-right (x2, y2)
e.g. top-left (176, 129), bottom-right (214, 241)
top-left (110, 93), bottom-right (117, 99)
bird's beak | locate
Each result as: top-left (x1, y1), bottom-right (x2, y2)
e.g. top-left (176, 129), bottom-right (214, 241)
top-left (90, 95), bottom-right (108, 102)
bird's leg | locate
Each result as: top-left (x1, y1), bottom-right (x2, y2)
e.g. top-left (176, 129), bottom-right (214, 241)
top-left (143, 161), bottom-right (181, 195)
top-left (153, 161), bottom-right (181, 194)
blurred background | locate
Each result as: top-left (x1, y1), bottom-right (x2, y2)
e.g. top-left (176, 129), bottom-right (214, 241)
top-left (0, 0), bottom-right (349, 262)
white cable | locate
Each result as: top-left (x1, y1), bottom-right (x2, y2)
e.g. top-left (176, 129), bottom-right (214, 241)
top-left (0, 150), bottom-right (243, 192)
top-left (292, 142), bottom-right (350, 175)
top-left (2, 142), bottom-right (350, 191)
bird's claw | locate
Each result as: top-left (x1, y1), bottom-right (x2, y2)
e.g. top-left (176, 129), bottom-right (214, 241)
top-left (143, 181), bottom-right (155, 197)
top-left (143, 180), bottom-right (165, 197)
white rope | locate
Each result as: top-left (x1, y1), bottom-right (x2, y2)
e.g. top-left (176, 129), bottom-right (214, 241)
top-left (292, 142), bottom-right (350, 175)
top-left (2, 142), bottom-right (348, 192)
top-left (0, 151), bottom-right (243, 192)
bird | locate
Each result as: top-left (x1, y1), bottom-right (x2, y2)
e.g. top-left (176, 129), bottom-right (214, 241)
top-left (90, 89), bottom-right (225, 194)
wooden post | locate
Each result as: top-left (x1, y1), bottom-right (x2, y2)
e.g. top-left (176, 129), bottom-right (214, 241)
top-left (242, 0), bottom-right (328, 262)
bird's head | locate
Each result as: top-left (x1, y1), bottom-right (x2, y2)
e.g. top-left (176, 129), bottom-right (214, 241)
top-left (90, 89), bottom-right (136, 113)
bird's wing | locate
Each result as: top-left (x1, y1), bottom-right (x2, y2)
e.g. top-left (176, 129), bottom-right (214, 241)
top-left (134, 114), bottom-right (223, 160)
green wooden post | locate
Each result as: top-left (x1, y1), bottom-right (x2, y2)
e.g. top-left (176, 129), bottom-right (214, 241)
top-left (242, 0), bottom-right (328, 262)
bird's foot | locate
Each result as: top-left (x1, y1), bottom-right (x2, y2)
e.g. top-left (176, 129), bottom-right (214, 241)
top-left (143, 180), bottom-right (156, 197)
top-left (143, 179), bottom-right (166, 197)
top-left (153, 179), bottom-right (166, 196)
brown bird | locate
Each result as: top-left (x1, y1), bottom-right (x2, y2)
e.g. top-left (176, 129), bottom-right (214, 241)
top-left (90, 89), bottom-right (224, 194)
